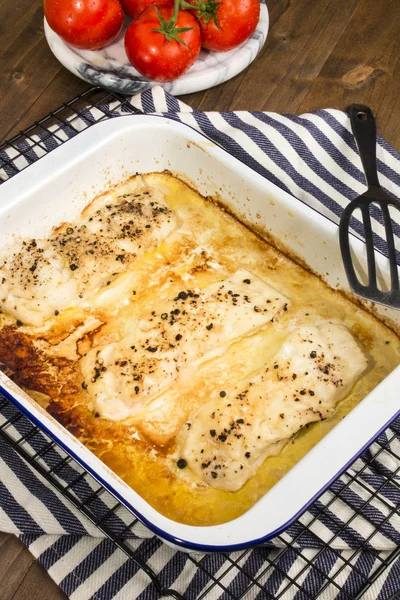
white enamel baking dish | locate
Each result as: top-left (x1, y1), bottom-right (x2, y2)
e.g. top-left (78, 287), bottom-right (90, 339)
top-left (1, 115), bottom-right (399, 552)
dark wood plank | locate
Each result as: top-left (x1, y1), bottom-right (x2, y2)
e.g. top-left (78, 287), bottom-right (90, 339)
top-left (0, 533), bottom-right (35, 600)
top-left (0, 3), bottom-right (65, 140)
top-left (1, 0), bottom-right (42, 54)
top-left (297, 0), bottom-right (400, 147)
top-left (0, 534), bottom-right (67, 600)
top-left (4, 70), bottom-right (91, 141)
top-left (13, 555), bottom-right (68, 600)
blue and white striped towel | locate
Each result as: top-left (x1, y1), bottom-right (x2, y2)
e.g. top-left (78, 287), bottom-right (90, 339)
top-left (0, 86), bottom-right (400, 600)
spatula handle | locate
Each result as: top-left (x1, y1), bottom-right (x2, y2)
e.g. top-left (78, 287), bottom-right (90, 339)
top-left (348, 104), bottom-right (380, 189)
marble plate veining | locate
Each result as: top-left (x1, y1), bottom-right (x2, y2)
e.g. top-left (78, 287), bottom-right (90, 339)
top-left (44, 2), bottom-right (269, 96)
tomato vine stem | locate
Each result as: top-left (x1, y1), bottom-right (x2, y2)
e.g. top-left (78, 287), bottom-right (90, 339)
top-left (171, 0), bottom-right (180, 24)
top-left (179, 0), bottom-right (221, 28)
top-left (152, 0), bottom-right (195, 47)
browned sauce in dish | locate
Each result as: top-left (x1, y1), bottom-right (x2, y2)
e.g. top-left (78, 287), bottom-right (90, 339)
top-left (1, 172), bottom-right (399, 526)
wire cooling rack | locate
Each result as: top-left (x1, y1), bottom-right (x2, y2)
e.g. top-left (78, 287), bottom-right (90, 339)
top-left (0, 87), bottom-right (400, 600)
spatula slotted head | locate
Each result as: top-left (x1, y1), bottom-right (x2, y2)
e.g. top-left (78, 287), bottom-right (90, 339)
top-left (339, 105), bottom-right (400, 309)
top-left (339, 189), bottom-right (400, 308)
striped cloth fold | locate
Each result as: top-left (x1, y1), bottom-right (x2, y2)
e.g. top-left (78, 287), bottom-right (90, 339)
top-left (0, 86), bottom-right (399, 599)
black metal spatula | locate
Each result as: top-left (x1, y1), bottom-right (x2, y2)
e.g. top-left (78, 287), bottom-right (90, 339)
top-left (339, 104), bottom-right (400, 308)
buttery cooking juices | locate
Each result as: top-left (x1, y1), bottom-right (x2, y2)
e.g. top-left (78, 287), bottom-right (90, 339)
top-left (1, 172), bottom-right (399, 526)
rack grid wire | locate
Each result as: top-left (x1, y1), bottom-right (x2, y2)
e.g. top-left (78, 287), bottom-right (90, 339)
top-left (0, 87), bottom-right (399, 600)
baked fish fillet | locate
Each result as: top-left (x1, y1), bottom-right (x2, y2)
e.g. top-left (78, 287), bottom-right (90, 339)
top-left (0, 183), bottom-right (177, 326)
top-left (178, 322), bottom-right (368, 491)
top-left (81, 270), bottom-right (290, 420)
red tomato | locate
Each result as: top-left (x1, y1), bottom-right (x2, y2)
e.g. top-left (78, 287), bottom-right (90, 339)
top-left (119, 0), bottom-right (173, 19)
top-left (194, 0), bottom-right (260, 52)
top-left (124, 6), bottom-right (201, 82)
top-left (44, 0), bottom-right (124, 50)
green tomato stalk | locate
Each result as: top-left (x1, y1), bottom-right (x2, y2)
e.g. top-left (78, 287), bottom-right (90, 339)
top-left (152, 0), bottom-right (195, 47)
top-left (179, 0), bottom-right (221, 28)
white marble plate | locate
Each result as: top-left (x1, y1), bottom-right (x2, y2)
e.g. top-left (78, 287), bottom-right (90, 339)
top-left (44, 2), bottom-right (268, 96)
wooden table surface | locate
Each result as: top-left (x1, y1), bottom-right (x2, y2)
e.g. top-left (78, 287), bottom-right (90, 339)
top-left (0, 0), bottom-right (399, 598)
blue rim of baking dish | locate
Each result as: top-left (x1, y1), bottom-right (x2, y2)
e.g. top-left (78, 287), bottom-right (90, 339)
top-left (0, 114), bottom-right (398, 551)
top-left (1, 382), bottom-right (399, 552)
